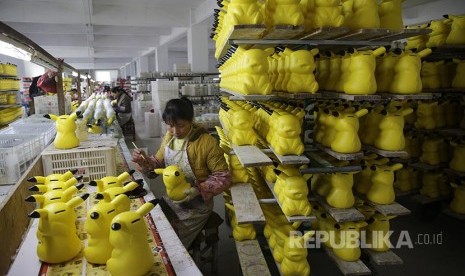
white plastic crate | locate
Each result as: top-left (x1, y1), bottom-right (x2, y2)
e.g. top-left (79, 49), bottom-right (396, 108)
top-left (2, 123), bottom-right (56, 147)
top-left (41, 140), bottom-right (117, 183)
top-left (0, 134), bottom-right (44, 184)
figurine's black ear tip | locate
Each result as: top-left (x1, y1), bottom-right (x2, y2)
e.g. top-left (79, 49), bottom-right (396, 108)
top-left (25, 196), bottom-right (36, 202)
top-left (149, 198), bottom-right (160, 206)
top-left (28, 211), bottom-right (41, 218)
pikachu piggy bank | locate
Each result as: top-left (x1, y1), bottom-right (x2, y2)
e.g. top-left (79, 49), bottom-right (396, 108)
top-left (270, 113), bottom-right (304, 156)
top-left (379, 0), bottom-right (404, 31)
top-left (452, 59), bottom-right (465, 89)
top-left (276, 171), bottom-right (312, 216)
top-left (342, 0), bottom-right (380, 29)
top-left (376, 50), bottom-right (400, 93)
top-left (27, 169), bottom-right (78, 185)
top-left (225, 203), bottom-right (256, 241)
top-left (29, 176), bottom-right (83, 193)
top-left (421, 61), bottom-right (443, 89)
top-left (326, 172), bottom-right (356, 208)
top-left (366, 214), bottom-right (396, 252)
top-left (155, 166), bottom-right (192, 201)
top-left (276, 230), bottom-right (314, 276)
top-left (415, 101), bottom-right (438, 129)
top-left (89, 170), bottom-right (135, 192)
top-left (331, 109), bottom-right (368, 153)
top-left (332, 221), bottom-right (368, 261)
top-left (445, 14), bottom-right (465, 45)
top-left (226, 0), bottom-right (264, 25)
top-left (29, 194), bottom-right (89, 263)
top-left (314, 0), bottom-right (344, 28)
top-left (273, 0), bottom-right (304, 26)
top-left (107, 199), bottom-right (159, 276)
top-left (100, 181), bottom-right (143, 213)
top-left (344, 47), bottom-right (386, 95)
top-left (426, 19), bottom-right (451, 48)
top-left (405, 24), bottom-right (428, 51)
top-left (390, 49), bottom-right (433, 94)
top-left (25, 183), bottom-right (84, 208)
top-left (449, 141), bottom-right (465, 172)
top-left (229, 109), bottom-right (258, 146)
top-left (450, 182), bottom-right (465, 214)
top-left (287, 49), bottom-right (319, 93)
top-left (85, 193), bottom-right (128, 264)
top-left (367, 163), bottom-right (403, 204)
top-left (374, 107), bottom-right (413, 151)
top-left (44, 112), bottom-right (81, 149)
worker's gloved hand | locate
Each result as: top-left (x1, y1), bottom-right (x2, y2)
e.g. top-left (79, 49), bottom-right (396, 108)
top-left (172, 187), bottom-right (199, 204)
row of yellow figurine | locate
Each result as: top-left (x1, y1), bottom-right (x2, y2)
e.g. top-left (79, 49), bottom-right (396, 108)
top-left (25, 170), bottom-right (164, 276)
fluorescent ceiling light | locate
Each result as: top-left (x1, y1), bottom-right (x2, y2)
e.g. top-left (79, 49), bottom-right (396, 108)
top-left (72, 71), bottom-right (79, 77)
top-left (0, 40), bottom-right (32, 61)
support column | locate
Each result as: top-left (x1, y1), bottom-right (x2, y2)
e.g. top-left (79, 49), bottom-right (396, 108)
top-left (76, 72), bottom-right (82, 104)
top-left (155, 45), bottom-right (169, 72)
top-left (138, 55), bottom-right (149, 77)
top-left (187, 22), bottom-right (209, 72)
top-left (56, 59), bottom-right (65, 115)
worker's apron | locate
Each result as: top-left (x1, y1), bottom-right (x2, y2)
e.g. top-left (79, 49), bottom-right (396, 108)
top-left (162, 136), bottom-right (213, 249)
top-left (116, 95), bottom-right (131, 125)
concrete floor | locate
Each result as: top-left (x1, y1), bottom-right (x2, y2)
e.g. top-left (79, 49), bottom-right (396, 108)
top-left (129, 117), bottom-right (465, 276)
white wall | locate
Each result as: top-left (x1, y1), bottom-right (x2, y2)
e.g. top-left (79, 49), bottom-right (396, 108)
top-left (168, 51), bottom-right (218, 72)
top-left (403, 0), bottom-right (465, 25)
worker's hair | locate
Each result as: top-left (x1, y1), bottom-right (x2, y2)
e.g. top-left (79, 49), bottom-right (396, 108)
top-left (162, 97), bottom-right (194, 124)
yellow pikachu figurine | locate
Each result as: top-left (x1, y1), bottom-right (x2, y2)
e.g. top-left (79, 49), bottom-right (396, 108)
top-left (376, 50), bottom-right (400, 92)
top-left (450, 141), bottom-right (465, 172)
top-left (229, 109), bottom-right (258, 146)
top-left (331, 109), bottom-right (368, 153)
top-left (312, 173), bottom-right (332, 197)
top-left (85, 194), bottom-right (128, 264)
top-left (367, 163), bottom-right (403, 205)
top-left (239, 48), bottom-right (274, 95)
top-left (275, 170), bottom-right (312, 217)
top-left (25, 183), bottom-right (84, 208)
top-left (421, 61), bottom-right (443, 89)
top-left (344, 47), bottom-right (386, 95)
top-left (270, 112), bottom-right (305, 156)
top-left (227, 154), bottom-right (250, 184)
top-left (107, 199), bottom-right (159, 276)
top-left (450, 182), bottom-right (465, 214)
top-left (420, 137), bottom-right (444, 165)
top-left (225, 203), bottom-right (256, 241)
top-left (426, 19), bottom-right (451, 48)
top-left (155, 166), bottom-right (192, 201)
top-left (394, 167), bottom-right (415, 192)
top-left (226, 0), bottom-right (264, 25)
top-left (89, 170), bottom-right (135, 192)
top-left (272, 165), bottom-right (302, 196)
top-left (379, 0), bottom-right (404, 31)
top-left (332, 221), bottom-right (368, 261)
top-left (326, 172), bottom-right (356, 208)
top-left (273, 0), bottom-right (304, 26)
top-left (276, 230), bottom-right (314, 276)
top-left (366, 214), bottom-right (396, 252)
top-left (29, 176), bottom-right (83, 193)
top-left (354, 156), bottom-right (390, 195)
top-left (415, 101), bottom-right (438, 129)
top-left (313, 0), bottom-right (344, 28)
top-left (342, 0), bottom-right (380, 29)
top-left (375, 107), bottom-right (413, 151)
top-left (287, 49), bottom-right (319, 93)
top-left (359, 105), bottom-right (384, 145)
top-left (420, 171), bottom-right (446, 198)
top-left (445, 14), bottom-right (465, 45)
top-left (27, 169), bottom-right (78, 185)
top-left (317, 54), bottom-right (330, 90)
top-left (28, 194), bottom-right (89, 263)
top-left (452, 59), bottom-right (465, 89)
top-left (405, 24), bottom-right (428, 51)
top-left (44, 112), bottom-right (81, 149)
top-left (390, 48), bottom-right (433, 94)
top-left (99, 181), bottom-right (142, 213)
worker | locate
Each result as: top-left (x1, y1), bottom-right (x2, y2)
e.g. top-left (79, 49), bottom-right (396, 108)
top-left (110, 86), bottom-right (132, 125)
top-left (131, 97), bottom-right (231, 249)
